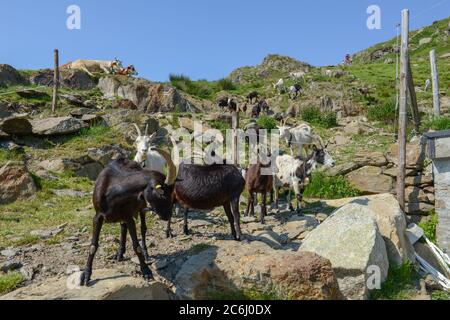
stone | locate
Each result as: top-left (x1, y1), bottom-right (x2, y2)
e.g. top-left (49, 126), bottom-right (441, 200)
top-left (383, 167), bottom-right (417, 177)
top-left (30, 225), bottom-right (65, 239)
top-left (283, 215), bottom-right (319, 240)
top-left (405, 202), bottom-right (435, 214)
top-left (0, 249), bottom-right (18, 258)
top-left (353, 151), bottom-right (387, 167)
top-left (325, 162), bottom-right (360, 177)
top-left (441, 53), bottom-right (450, 59)
top-left (405, 186), bottom-right (431, 203)
top-left (80, 114), bottom-right (103, 125)
top-left (188, 219), bottom-right (213, 228)
top-left (0, 261), bottom-right (23, 273)
top-left (300, 203), bottom-right (389, 300)
top-left (321, 194), bottom-right (416, 265)
top-left (87, 145), bottom-right (130, 167)
top-left (30, 69), bottom-right (97, 90)
top-left (19, 266), bottom-right (34, 281)
top-left (343, 121), bottom-right (373, 135)
top-left (405, 174), bottom-right (433, 187)
top-left (250, 230), bottom-right (284, 249)
top-left (1, 269), bottom-right (173, 300)
top-left (0, 103), bottom-right (12, 119)
top-left (0, 162), bottom-right (37, 205)
top-left (346, 166), bottom-right (394, 195)
top-left (31, 117), bottom-right (87, 136)
top-left (52, 189), bottom-right (89, 197)
top-left (419, 37), bottom-right (432, 46)
top-left (112, 99), bottom-right (138, 110)
top-left (70, 108), bottom-right (95, 117)
top-left (0, 64), bottom-right (27, 87)
top-left (0, 116), bottom-right (32, 135)
top-left (175, 240), bottom-right (342, 300)
top-left (386, 142), bottom-right (426, 169)
top-left (76, 162), bottom-right (104, 181)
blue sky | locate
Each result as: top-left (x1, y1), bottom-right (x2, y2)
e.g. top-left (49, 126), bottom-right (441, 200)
top-left (1, 0), bottom-right (449, 81)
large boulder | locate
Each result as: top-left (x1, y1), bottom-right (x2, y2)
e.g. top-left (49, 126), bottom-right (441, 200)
top-left (98, 77), bottom-right (195, 113)
top-left (0, 116), bottom-right (32, 135)
top-left (0, 162), bottom-right (37, 204)
top-left (30, 69), bottom-right (97, 90)
top-left (175, 240), bottom-right (343, 300)
top-left (1, 269), bottom-right (172, 300)
top-left (0, 64), bottom-right (27, 87)
top-left (386, 141), bottom-right (426, 170)
top-left (31, 117), bottom-right (87, 136)
top-left (320, 194), bottom-right (415, 266)
top-left (299, 203), bottom-right (389, 300)
top-left (346, 166), bottom-right (394, 194)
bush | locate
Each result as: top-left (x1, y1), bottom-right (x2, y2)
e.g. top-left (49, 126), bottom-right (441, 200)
top-left (216, 78), bottom-right (236, 91)
top-left (367, 100), bottom-right (397, 123)
top-left (424, 116), bottom-right (450, 131)
top-left (257, 116), bottom-right (278, 130)
top-left (299, 106), bottom-right (337, 128)
top-left (303, 172), bottom-right (362, 199)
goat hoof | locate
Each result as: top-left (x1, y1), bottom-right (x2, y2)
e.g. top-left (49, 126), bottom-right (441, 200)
top-left (166, 230), bottom-right (174, 238)
top-left (141, 268), bottom-right (154, 281)
top-left (80, 270), bottom-right (91, 286)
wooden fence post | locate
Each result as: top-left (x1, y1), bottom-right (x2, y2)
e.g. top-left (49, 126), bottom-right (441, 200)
top-left (397, 9), bottom-right (409, 211)
top-left (51, 49), bottom-right (59, 113)
top-left (430, 49), bottom-right (440, 117)
top-left (231, 111), bottom-right (239, 165)
top-left (407, 57), bottom-right (420, 133)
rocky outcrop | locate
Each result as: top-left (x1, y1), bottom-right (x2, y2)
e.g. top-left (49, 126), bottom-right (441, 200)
top-left (300, 203), bottom-right (389, 300)
top-left (346, 166), bottom-right (394, 195)
top-left (0, 161), bottom-right (37, 205)
top-left (31, 117), bottom-right (87, 136)
top-left (0, 116), bottom-right (32, 135)
top-left (0, 64), bottom-right (27, 87)
top-left (320, 194), bottom-right (415, 266)
top-left (30, 69), bottom-right (97, 90)
top-left (1, 269), bottom-right (173, 300)
top-left (175, 240), bottom-right (343, 300)
top-left (98, 77), bottom-right (195, 113)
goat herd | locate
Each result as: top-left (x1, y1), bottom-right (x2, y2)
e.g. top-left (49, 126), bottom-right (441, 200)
top-left (79, 116), bottom-right (335, 287)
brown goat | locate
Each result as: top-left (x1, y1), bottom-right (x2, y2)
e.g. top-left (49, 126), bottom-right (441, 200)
top-left (244, 162), bottom-right (273, 224)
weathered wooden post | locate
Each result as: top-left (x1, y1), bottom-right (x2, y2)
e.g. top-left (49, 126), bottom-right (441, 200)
top-left (407, 58), bottom-right (420, 133)
top-left (51, 49), bottom-right (60, 113)
top-left (231, 111), bottom-right (239, 165)
top-left (430, 49), bottom-right (440, 117)
top-left (397, 9), bottom-right (409, 211)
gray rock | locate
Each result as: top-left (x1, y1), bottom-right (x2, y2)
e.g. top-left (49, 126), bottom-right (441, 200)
top-left (419, 37), bottom-right (432, 46)
top-left (0, 162), bottom-right (37, 205)
top-left (52, 189), bottom-right (88, 197)
top-left (0, 261), bottom-right (23, 273)
top-left (0, 64), bottom-right (27, 87)
top-left (1, 248), bottom-right (19, 258)
top-left (300, 203), bottom-right (389, 300)
top-left (87, 145), bottom-right (130, 167)
top-left (19, 266), bottom-right (34, 281)
top-left (31, 117), bottom-right (87, 136)
top-left (0, 116), bottom-right (33, 135)
top-left (284, 215), bottom-right (319, 240)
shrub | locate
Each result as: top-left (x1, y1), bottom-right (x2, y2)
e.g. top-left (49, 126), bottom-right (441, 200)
top-left (216, 78), bottom-right (236, 91)
top-left (299, 106), bottom-right (337, 128)
top-left (367, 100), bottom-right (396, 123)
top-left (303, 172), bottom-right (362, 199)
top-left (257, 116), bottom-right (277, 130)
top-left (424, 116), bottom-right (450, 131)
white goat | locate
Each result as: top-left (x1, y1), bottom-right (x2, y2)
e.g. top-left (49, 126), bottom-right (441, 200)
top-left (277, 122), bottom-right (324, 157)
top-left (273, 78), bottom-right (285, 94)
top-left (273, 146), bottom-right (335, 213)
top-left (133, 123), bottom-right (166, 174)
top-left (290, 71), bottom-right (306, 80)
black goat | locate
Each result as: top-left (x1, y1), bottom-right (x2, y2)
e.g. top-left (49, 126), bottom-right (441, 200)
top-left (246, 91), bottom-right (259, 104)
top-left (217, 97), bottom-right (237, 113)
top-left (80, 150), bottom-right (176, 285)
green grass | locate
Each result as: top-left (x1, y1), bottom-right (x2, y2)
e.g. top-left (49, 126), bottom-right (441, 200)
top-left (432, 290), bottom-right (450, 300)
top-left (0, 149), bottom-right (25, 165)
top-left (257, 116), bottom-right (277, 130)
top-left (370, 262), bottom-right (418, 300)
top-left (424, 116), bottom-right (450, 131)
top-left (367, 100), bottom-right (397, 124)
top-left (303, 172), bottom-right (362, 199)
top-left (299, 106), bottom-right (338, 129)
top-left (169, 74), bottom-right (238, 100)
top-left (419, 210), bottom-right (438, 244)
top-left (0, 272), bottom-right (24, 295)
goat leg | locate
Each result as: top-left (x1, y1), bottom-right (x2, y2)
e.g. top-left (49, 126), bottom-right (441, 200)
top-left (244, 192), bottom-right (252, 217)
top-left (80, 215), bottom-right (104, 286)
top-left (261, 192), bottom-right (267, 225)
top-left (139, 211), bottom-right (151, 262)
top-left (127, 218), bottom-right (153, 281)
top-left (231, 198), bottom-right (242, 241)
top-left (223, 202), bottom-right (237, 240)
top-left (114, 223), bottom-right (127, 262)
top-left (183, 208), bottom-right (190, 235)
top-left (166, 219), bottom-right (174, 238)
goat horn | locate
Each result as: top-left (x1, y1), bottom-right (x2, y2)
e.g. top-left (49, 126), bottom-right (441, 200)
top-left (153, 148), bottom-right (178, 186)
top-left (132, 123), bottom-right (142, 137)
top-left (145, 124), bottom-right (149, 136)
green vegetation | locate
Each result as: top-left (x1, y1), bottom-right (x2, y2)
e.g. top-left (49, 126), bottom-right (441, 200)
top-left (169, 74), bottom-right (237, 100)
top-left (303, 172), bottom-right (362, 199)
top-left (370, 262), bottom-right (418, 300)
top-left (367, 100), bottom-right (397, 124)
top-left (424, 116), bottom-right (450, 131)
top-left (0, 272), bottom-right (24, 294)
top-left (257, 116), bottom-right (278, 130)
top-left (419, 210), bottom-right (438, 244)
top-left (299, 106), bottom-right (338, 128)
top-left (432, 290), bottom-right (450, 300)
